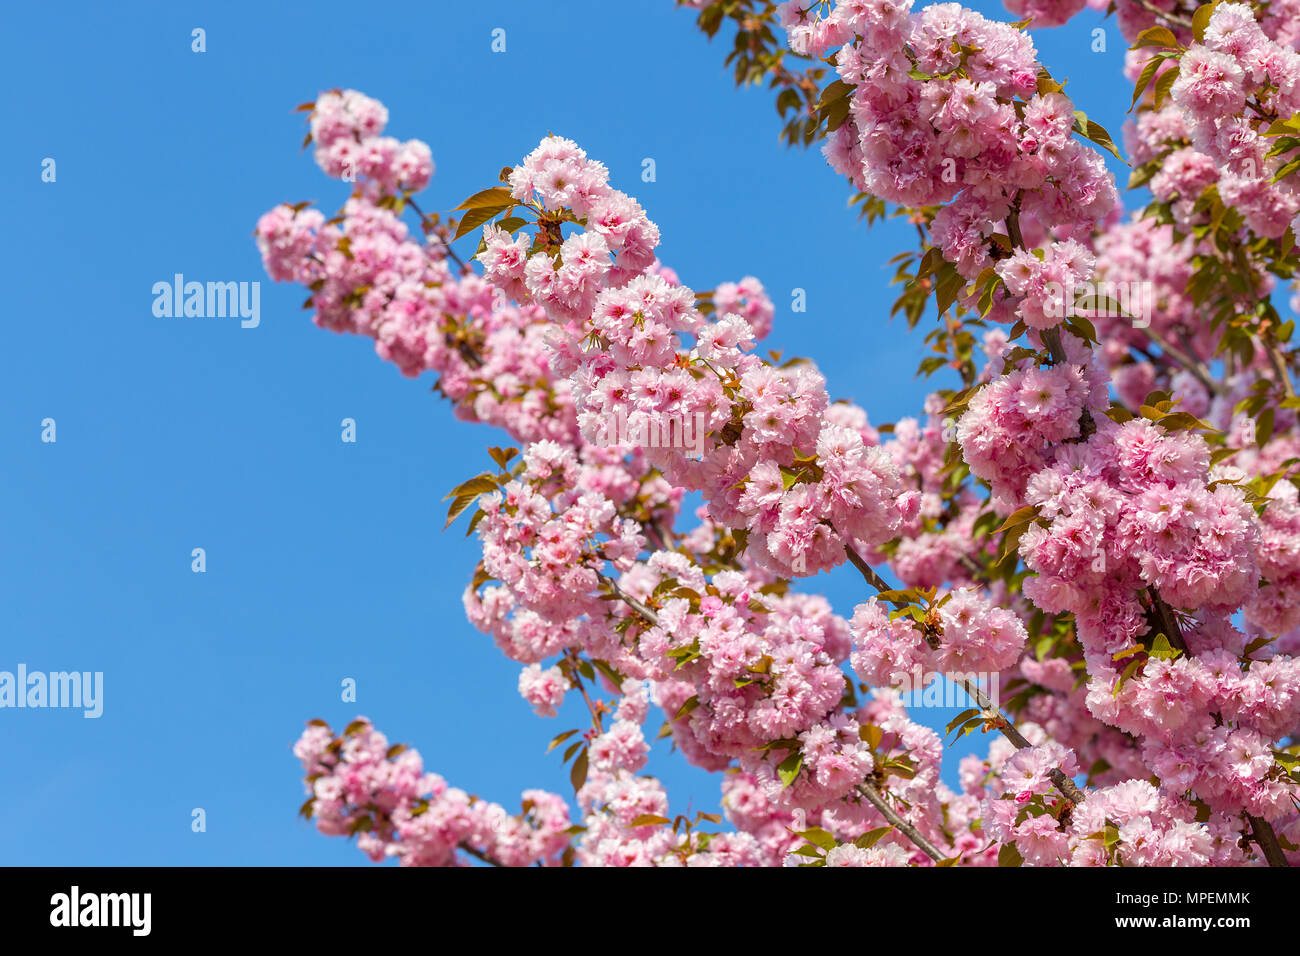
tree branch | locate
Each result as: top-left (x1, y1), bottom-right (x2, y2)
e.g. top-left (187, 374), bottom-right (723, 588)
top-left (458, 842), bottom-right (506, 867)
top-left (856, 782), bottom-right (948, 863)
top-left (1132, 0), bottom-right (1193, 29)
top-left (1248, 814), bottom-right (1290, 868)
top-left (1266, 342), bottom-right (1296, 400)
top-left (1141, 326), bottom-right (1216, 395)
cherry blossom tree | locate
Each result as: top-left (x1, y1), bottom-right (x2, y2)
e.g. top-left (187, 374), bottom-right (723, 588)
top-left (257, 0), bottom-right (1300, 867)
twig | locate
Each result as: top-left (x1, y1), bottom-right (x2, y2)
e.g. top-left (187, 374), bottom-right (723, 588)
top-left (1266, 343), bottom-right (1296, 400)
top-left (1140, 326), bottom-right (1216, 395)
top-left (458, 842), bottom-right (506, 867)
top-left (563, 648), bottom-right (605, 732)
top-left (856, 782), bottom-right (948, 863)
top-left (842, 542), bottom-right (903, 605)
top-left (405, 195), bottom-right (469, 271)
top-left (1133, 0), bottom-right (1193, 29)
top-left (596, 572), bottom-right (661, 625)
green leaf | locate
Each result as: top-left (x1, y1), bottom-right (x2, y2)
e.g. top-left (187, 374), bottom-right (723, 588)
top-left (790, 844), bottom-right (826, 858)
top-left (1272, 158), bottom-right (1300, 184)
top-left (854, 826), bottom-right (891, 849)
top-left (935, 264), bottom-right (966, 316)
top-left (443, 473), bottom-right (501, 529)
top-left (569, 748), bottom-right (588, 791)
top-left (777, 751), bottom-right (803, 789)
top-left (1149, 632), bottom-right (1181, 661)
top-left (994, 504), bottom-right (1039, 534)
top-left (628, 814), bottom-right (671, 826)
top-left (795, 827), bottom-right (838, 850)
top-left (1258, 406), bottom-right (1276, 447)
top-left (1153, 66), bottom-right (1179, 109)
top-left (998, 842), bottom-right (1024, 867)
top-left (1073, 112), bottom-right (1127, 164)
top-left (997, 519), bottom-right (1032, 566)
top-left (454, 204), bottom-right (510, 241)
top-left (1130, 56), bottom-right (1162, 110)
top-left (945, 708), bottom-right (981, 735)
top-left (1131, 26), bottom-right (1178, 49)
top-left (776, 87), bottom-right (802, 118)
top-left (547, 729), bottom-right (579, 753)
top-left (443, 474), bottom-right (499, 501)
top-left (860, 723), bottom-right (884, 751)
top-left (1192, 1), bottom-right (1216, 43)
top-left (487, 446), bottom-right (519, 470)
top-left (454, 186), bottom-right (514, 210)
top-left (1113, 656), bottom-right (1144, 696)
top-left (444, 493), bottom-right (479, 529)
top-left (1243, 635), bottom-right (1276, 658)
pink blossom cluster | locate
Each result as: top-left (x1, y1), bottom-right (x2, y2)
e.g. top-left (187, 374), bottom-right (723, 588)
top-left (977, 741), bottom-right (1238, 865)
top-left (1245, 481), bottom-right (1300, 634)
top-left (848, 586), bottom-right (1028, 688)
top-left (1086, 214), bottom-right (1208, 404)
top-left (871, 393), bottom-right (993, 588)
top-left (956, 332), bottom-right (1110, 504)
top-left (1121, 4), bottom-right (1300, 240)
top-left (783, 0), bottom-right (1115, 296)
top-left (473, 444), bottom-right (654, 635)
top-left (518, 663), bottom-right (571, 717)
top-left (958, 356), bottom-right (1300, 822)
top-left (480, 135), bottom-right (916, 579)
top-left (995, 240), bottom-right (1095, 330)
top-left (256, 99), bottom-right (581, 446)
top-left (309, 89), bottom-right (434, 195)
top-left (293, 718), bottom-right (572, 866)
top-left (480, 136), bottom-right (659, 310)
top-left (1020, 418), bottom-right (1261, 617)
top-left (999, 0), bottom-right (1095, 29)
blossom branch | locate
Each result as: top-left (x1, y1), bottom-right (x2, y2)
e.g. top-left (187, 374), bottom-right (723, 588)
top-left (843, 540), bottom-right (1088, 806)
top-left (1148, 587), bottom-right (1289, 867)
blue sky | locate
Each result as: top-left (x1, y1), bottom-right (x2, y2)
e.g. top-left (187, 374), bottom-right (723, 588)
top-left (2, 0), bottom-right (1132, 864)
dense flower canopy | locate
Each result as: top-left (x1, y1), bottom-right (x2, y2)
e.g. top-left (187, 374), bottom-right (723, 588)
top-left (259, 0), bottom-right (1300, 866)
